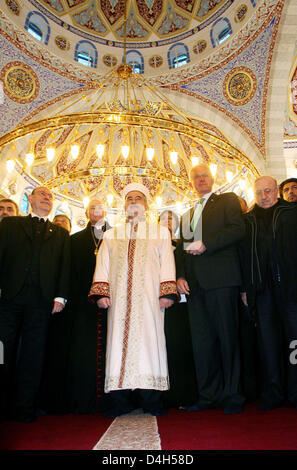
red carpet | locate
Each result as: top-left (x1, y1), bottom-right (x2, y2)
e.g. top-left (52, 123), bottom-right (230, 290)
top-left (0, 414), bottom-right (113, 450)
top-left (1, 404), bottom-right (297, 450)
top-left (158, 404), bottom-right (297, 450)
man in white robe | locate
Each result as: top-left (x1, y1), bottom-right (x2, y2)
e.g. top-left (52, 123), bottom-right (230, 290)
top-left (89, 183), bottom-right (178, 417)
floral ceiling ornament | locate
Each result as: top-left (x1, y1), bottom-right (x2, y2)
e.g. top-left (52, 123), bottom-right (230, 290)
top-left (0, 61), bottom-right (40, 104)
top-left (223, 67), bottom-right (257, 106)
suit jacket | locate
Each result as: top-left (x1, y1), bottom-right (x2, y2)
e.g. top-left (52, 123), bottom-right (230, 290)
top-left (239, 200), bottom-right (297, 310)
top-left (0, 215), bottom-right (70, 302)
top-left (175, 192), bottom-right (245, 291)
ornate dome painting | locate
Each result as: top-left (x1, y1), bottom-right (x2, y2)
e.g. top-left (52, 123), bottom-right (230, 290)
top-left (0, 0), bottom-right (295, 230)
top-left (28, 0), bottom-right (231, 44)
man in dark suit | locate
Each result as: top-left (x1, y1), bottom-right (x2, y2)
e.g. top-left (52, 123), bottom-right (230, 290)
top-left (0, 186), bottom-right (70, 422)
top-left (0, 198), bottom-right (19, 221)
top-left (240, 176), bottom-right (297, 410)
top-left (175, 164), bottom-right (245, 414)
top-left (279, 177), bottom-right (297, 203)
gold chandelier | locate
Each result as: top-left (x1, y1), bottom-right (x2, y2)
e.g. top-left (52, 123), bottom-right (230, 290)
top-left (0, 3), bottom-right (259, 212)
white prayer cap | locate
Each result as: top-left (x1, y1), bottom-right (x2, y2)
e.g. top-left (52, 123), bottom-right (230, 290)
top-left (122, 182), bottom-right (150, 200)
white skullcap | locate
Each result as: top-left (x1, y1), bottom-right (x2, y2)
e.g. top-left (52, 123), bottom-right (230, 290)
top-left (122, 182), bottom-right (150, 200)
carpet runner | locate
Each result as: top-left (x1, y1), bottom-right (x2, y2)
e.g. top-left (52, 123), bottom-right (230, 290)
top-left (93, 413), bottom-right (161, 450)
top-left (1, 405), bottom-right (297, 450)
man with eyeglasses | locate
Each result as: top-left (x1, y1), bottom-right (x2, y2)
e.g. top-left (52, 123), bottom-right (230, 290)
top-left (0, 186), bottom-right (70, 422)
top-left (240, 176), bottom-right (297, 411)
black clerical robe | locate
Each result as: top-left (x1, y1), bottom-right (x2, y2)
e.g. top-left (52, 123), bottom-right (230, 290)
top-left (66, 221), bottom-right (110, 413)
top-left (41, 221), bottom-right (110, 414)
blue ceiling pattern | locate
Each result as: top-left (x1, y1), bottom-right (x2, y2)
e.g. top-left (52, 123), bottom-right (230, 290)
top-left (0, 33), bottom-right (84, 136)
top-left (181, 17), bottom-right (276, 146)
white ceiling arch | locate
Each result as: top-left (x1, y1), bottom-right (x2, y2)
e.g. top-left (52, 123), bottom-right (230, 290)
top-left (265, 0), bottom-right (297, 180)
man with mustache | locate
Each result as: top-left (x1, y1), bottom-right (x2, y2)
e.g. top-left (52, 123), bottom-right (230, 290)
top-left (89, 183), bottom-right (178, 417)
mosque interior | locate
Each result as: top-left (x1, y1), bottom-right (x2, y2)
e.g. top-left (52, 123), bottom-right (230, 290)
top-left (0, 0), bottom-right (296, 232)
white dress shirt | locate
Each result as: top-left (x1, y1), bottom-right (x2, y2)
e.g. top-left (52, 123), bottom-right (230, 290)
top-left (30, 212), bottom-right (66, 306)
top-left (195, 191), bottom-right (212, 209)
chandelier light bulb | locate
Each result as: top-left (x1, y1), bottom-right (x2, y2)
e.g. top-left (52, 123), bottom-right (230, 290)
top-left (156, 196), bottom-right (162, 208)
top-left (191, 156), bottom-right (199, 167)
top-left (46, 147), bottom-right (55, 162)
top-left (25, 153), bottom-right (34, 167)
top-left (96, 144), bottom-right (105, 159)
top-left (83, 196), bottom-right (90, 208)
top-left (226, 170), bottom-right (233, 183)
top-left (6, 159), bottom-right (15, 173)
top-left (121, 145), bottom-right (130, 160)
top-left (107, 193), bottom-right (114, 206)
top-left (170, 151), bottom-right (178, 165)
top-left (71, 144), bottom-right (80, 159)
top-left (146, 147), bottom-right (154, 161)
top-left (209, 163), bottom-right (217, 176)
top-left (239, 179), bottom-right (246, 190)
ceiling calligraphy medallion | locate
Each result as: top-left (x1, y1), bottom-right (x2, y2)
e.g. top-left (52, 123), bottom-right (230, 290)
top-left (0, 61), bottom-right (39, 104)
top-left (223, 67), bottom-right (257, 106)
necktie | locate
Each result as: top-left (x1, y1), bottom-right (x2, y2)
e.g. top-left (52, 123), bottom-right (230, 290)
top-left (190, 198), bottom-right (205, 231)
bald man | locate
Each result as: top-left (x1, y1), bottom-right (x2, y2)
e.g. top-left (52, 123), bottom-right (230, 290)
top-left (240, 176), bottom-right (297, 410)
top-left (0, 186), bottom-right (70, 422)
top-left (41, 198), bottom-right (111, 415)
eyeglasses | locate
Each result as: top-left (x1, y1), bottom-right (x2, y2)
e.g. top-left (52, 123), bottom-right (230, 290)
top-left (255, 188), bottom-right (274, 196)
top-left (192, 173), bottom-right (211, 179)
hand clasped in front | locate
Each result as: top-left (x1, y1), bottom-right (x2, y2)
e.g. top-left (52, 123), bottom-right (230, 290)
top-left (185, 240), bottom-right (206, 255)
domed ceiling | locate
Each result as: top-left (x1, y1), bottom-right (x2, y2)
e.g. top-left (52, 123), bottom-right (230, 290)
top-left (1, 0), bottom-right (296, 230)
top-left (29, 0), bottom-right (232, 45)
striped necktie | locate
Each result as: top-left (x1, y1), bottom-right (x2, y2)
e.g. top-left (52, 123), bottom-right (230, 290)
top-left (190, 198), bottom-right (205, 231)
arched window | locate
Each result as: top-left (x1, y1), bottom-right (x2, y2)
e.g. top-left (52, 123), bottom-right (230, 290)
top-left (210, 18), bottom-right (232, 47)
top-left (168, 43), bottom-right (190, 69)
top-left (125, 50), bottom-right (144, 74)
top-left (20, 187), bottom-right (33, 215)
top-left (74, 41), bottom-right (98, 68)
top-left (24, 11), bottom-right (50, 45)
